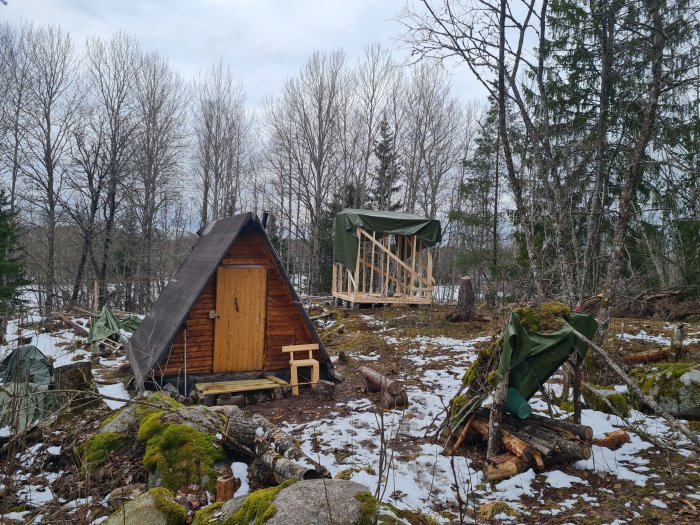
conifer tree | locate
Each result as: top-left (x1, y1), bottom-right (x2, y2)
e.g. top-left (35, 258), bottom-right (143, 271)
top-left (0, 190), bottom-right (29, 340)
top-left (369, 117), bottom-right (402, 211)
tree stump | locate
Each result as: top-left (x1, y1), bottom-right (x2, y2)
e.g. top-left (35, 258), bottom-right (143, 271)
top-left (313, 380), bottom-right (336, 400)
top-left (448, 277), bottom-right (475, 322)
top-left (53, 361), bottom-right (99, 410)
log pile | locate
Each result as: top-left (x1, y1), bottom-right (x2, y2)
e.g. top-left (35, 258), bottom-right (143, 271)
top-left (359, 366), bottom-right (408, 409)
top-left (448, 407), bottom-right (628, 481)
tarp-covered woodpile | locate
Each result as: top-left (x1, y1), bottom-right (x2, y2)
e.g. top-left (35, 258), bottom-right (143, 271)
top-left (332, 208), bottom-right (442, 306)
top-left (128, 212), bottom-right (334, 394)
top-left (441, 301), bottom-right (612, 480)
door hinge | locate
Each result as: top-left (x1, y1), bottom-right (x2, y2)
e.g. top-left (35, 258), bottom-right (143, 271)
top-left (208, 310), bottom-right (220, 319)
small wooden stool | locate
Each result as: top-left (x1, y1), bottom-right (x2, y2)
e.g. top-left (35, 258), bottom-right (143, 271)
top-left (282, 344), bottom-right (320, 396)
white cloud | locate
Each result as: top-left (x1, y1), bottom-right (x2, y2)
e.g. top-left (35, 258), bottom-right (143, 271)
top-left (2, 0), bottom-right (486, 106)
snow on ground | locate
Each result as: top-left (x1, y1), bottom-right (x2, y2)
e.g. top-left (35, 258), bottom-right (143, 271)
top-left (97, 382), bottom-right (130, 409)
top-left (283, 324), bottom-right (695, 521)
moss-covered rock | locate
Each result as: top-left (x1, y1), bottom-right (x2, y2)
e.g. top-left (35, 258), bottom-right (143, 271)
top-left (582, 384), bottom-right (630, 417)
top-left (139, 409), bottom-right (227, 493)
top-left (105, 488), bottom-right (187, 525)
top-left (225, 480), bottom-right (296, 525)
top-left (78, 432), bottom-right (129, 473)
top-left (630, 362), bottom-right (700, 419)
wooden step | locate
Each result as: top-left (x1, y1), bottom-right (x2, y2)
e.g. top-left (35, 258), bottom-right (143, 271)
top-left (195, 378), bottom-right (288, 396)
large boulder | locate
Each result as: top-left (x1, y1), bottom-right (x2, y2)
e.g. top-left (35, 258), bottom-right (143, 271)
top-left (105, 488), bottom-right (187, 525)
top-left (193, 479), bottom-right (376, 525)
top-left (631, 363), bottom-right (700, 419)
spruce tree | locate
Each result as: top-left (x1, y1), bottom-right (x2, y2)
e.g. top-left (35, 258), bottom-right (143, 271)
top-left (0, 190), bottom-right (29, 338)
top-left (369, 117), bottom-right (402, 211)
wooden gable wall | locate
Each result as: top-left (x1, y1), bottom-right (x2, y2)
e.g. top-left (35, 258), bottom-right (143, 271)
top-left (159, 227), bottom-right (324, 377)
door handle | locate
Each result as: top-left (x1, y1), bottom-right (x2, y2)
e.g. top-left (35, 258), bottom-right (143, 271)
top-left (209, 310), bottom-right (220, 319)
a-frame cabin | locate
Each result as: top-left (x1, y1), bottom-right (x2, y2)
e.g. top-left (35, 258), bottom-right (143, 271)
top-left (128, 212), bottom-right (333, 393)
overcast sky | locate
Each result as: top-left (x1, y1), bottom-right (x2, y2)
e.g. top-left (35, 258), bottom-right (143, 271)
top-left (2, 0), bottom-right (486, 107)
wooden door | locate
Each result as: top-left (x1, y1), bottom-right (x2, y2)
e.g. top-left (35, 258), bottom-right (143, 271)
top-left (213, 266), bottom-right (266, 372)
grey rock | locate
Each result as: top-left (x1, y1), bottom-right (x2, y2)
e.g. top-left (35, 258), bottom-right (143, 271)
top-left (101, 403), bottom-right (139, 434)
top-left (221, 495), bottom-right (247, 519)
top-left (633, 364), bottom-right (700, 419)
top-left (107, 483), bottom-right (146, 511)
top-left (265, 479), bottom-right (370, 525)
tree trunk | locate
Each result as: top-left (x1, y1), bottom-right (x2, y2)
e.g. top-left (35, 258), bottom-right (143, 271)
top-left (448, 277), bottom-right (475, 322)
top-left (487, 368), bottom-right (509, 460)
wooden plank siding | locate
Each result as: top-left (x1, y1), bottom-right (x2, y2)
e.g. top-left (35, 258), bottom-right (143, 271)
top-left (158, 228), bottom-right (322, 377)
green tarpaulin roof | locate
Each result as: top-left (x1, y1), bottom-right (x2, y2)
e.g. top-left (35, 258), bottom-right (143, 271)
top-left (88, 306), bottom-right (141, 349)
top-left (496, 312), bottom-right (598, 401)
top-left (333, 208), bottom-right (442, 269)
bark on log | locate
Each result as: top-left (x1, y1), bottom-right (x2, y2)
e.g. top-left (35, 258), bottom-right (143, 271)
top-left (487, 371), bottom-right (509, 459)
top-left (381, 390), bottom-right (408, 410)
top-left (313, 379), bottom-right (336, 400)
top-left (624, 347), bottom-right (670, 365)
top-left (473, 418), bottom-right (533, 464)
top-left (506, 422), bottom-right (591, 460)
top-left (526, 414), bottom-right (593, 441)
top-left (591, 429), bottom-right (630, 450)
top-left (359, 366), bottom-right (404, 396)
top-left (484, 453), bottom-right (528, 482)
top-left (573, 352), bottom-right (583, 424)
top-left (221, 406), bottom-right (330, 480)
top-left (448, 277), bottom-right (476, 322)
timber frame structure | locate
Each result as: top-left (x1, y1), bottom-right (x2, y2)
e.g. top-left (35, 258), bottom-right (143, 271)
top-left (331, 209), bottom-right (441, 306)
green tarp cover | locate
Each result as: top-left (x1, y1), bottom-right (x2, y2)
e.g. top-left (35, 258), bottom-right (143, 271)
top-left (0, 345), bottom-right (56, 432)
top-left (88, 306), bottom-right (141, 348)
top-left (0, 345), bottom-right (53, 386)
top-left (496, 312), bottom-right (598, 401)
top-left (333, 208), bottom-right (442, 269)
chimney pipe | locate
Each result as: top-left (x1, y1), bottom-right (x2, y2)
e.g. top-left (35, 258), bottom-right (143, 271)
top-left (262, 210), bottom-right (269, 229)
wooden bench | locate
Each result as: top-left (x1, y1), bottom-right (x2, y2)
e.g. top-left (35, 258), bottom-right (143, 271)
top-left (195, 376), bottom-right (288, 396)
top-left (282, 344), bottom-right (320, 396)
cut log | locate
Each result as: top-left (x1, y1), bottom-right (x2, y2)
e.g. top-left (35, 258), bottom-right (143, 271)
top-left (526, 414), bottom-right (593, 441)
top-left (381, 389), bottom-right (408, 410)
top-left (487, 370), bottom-right (509, 459)
top-left (485, 453), bottom-right (528, 482)
top-left (591, 429), bottom-right (630, 450)
top-left (215, 475), bottom-right (238, 502)
top-left (624, 347), bottom-right (670, 365)
top-left (221, 405), bottom-right (330, 481)
top-left (359, 366), bottom-right (403, 396)
top-left (313, 379), bottom-right (336, 400)
top-left (448, 277), bottom-right (475, 322)
top-left (472, 418), bottom-right (533, 464)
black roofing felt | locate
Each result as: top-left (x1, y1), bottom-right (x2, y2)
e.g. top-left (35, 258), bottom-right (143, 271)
top-left (127, 212), bottom-right (332, 391)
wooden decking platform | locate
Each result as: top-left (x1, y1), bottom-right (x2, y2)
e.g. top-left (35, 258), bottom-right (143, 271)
top-left (195, 376), bottom-right (288, 396)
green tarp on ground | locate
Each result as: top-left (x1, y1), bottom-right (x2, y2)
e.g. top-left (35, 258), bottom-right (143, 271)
top-left (333, 208), bottom-right (442, 269)
top-left (88, 306), bottom-right (141, 349)
top-left (496, 312), bottom-right (598, 401)
top-left (0, 345), bottom-right (56, 433)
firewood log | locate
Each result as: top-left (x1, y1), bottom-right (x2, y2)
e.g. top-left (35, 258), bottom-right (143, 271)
top-left (526, 414), bottom-right (593, 441)
top-left (472, 418), bottom-right (534, 464)
top-left (359, 366), bottom-right (404, 396)
top-left (381, 389), bottom-right (408, 410)
top-left (485, 453), bottom-right (528, 482)
top-left (215, 475), bottom-right (238, 502)
top-left (591, 429), bottom-right (630, 450)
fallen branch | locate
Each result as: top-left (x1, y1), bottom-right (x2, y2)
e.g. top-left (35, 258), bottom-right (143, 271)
top-left (571, 327), bottom-right (700, 449)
